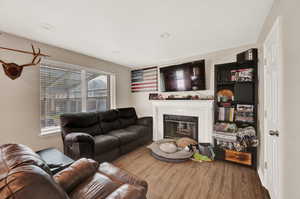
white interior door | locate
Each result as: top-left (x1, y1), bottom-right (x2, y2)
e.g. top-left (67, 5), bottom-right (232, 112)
top-left (263, 17), bottom-right (282, 199)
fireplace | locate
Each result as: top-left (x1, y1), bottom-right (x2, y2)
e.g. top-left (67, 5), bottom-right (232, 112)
top-left (163, 114), bottom-right (198, 141)
top-left (152, 100), bottom-right (213, 143)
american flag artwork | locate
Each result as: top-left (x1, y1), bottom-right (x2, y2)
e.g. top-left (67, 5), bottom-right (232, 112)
top-left (131, 67), bottom-right (158, 92)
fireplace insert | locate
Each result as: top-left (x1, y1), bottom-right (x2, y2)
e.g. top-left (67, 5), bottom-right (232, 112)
top-left (163, 114), bottom-right (198, 141)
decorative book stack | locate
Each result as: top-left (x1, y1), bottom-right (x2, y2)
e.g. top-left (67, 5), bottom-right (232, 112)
top-left (218, 107), bottom-right (235, 122)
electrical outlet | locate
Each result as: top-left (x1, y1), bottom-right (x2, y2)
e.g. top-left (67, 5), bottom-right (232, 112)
top-left (264, 161), bottom-right (268, 170)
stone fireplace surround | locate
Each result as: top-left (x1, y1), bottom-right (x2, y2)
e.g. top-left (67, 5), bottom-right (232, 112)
top-left (152, 100), bottom-right (214, 143)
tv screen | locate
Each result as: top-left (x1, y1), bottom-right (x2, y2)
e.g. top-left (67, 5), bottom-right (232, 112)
top-left (160, 60), bottom-right (206, 92)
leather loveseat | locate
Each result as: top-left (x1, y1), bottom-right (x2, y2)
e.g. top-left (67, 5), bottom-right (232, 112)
top-left (0, 144), bottom-right (148, 199)
top-left (60, 107), bottom-right (152, 162)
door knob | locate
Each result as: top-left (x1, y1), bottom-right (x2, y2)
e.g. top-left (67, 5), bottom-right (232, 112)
top-left (269, 130), bottom-right (279, 137)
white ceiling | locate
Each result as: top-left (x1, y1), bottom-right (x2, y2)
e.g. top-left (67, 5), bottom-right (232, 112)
top-left (0, 0), bottom-right (273, 67)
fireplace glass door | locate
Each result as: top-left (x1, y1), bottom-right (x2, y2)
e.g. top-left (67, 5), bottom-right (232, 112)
top-left (163, 114), bottom-right (198, 141)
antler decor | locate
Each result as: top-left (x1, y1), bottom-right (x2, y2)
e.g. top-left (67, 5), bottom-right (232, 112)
top-left (0, 44), bottom-right (48, 80)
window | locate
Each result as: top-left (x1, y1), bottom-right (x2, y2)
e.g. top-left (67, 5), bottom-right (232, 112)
top-left (40, 60), bottom-right (112, 134)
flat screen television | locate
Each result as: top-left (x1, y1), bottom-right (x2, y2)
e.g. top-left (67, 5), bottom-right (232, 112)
top-left (160, 60), bottom-right (206, 92)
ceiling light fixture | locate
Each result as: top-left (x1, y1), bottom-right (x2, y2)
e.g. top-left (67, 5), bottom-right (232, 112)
top-left (40, 23), bottom-right (55, 31)
top-left (160, 32), bottom-right (171, 39)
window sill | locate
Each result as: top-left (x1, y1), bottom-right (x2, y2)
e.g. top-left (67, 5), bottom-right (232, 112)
top-left (40, 127), bottom-right (61, 137)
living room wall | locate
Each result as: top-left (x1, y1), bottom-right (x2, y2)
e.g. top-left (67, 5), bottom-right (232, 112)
top-left (131, 44), bottom-right (257, 117)
top-left (0, 33), bottom-right (131, 151)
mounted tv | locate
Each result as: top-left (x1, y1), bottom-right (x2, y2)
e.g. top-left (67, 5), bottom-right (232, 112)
top-left (160, 60), bottom-right (206, 92)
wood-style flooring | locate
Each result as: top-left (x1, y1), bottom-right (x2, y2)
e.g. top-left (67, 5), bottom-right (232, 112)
top-left (113, 146), bottom-right (266, 199)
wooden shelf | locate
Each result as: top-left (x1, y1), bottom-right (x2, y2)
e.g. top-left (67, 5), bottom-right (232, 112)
top-left (217, 81), bottom-right (235, 86)
top-left (217, 81), bottom-right (255, 86)
top-left (215, 120), bottom-right (255, 125)
top-left (217, 101), bottom-right (255, 105)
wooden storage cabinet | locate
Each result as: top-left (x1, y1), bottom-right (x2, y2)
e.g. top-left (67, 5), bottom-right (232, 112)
top-left (225, 150), bottom-right (252, 166)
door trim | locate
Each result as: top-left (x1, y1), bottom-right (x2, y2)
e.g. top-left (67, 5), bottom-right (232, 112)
top-left (262, 16), bottom-right (283, 199)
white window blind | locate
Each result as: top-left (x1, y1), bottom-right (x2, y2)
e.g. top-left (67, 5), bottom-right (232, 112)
top-left (40, 61), bottom-right (110, 133)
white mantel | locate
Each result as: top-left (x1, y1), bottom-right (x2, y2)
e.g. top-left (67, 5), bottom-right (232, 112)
top-left (152, 100), bottom-right (214, 143)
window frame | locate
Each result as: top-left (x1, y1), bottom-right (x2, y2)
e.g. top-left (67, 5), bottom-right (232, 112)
top-left (39, 59), bottom-right (116, 136)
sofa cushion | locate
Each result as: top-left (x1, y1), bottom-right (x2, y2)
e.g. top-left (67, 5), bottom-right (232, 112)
top-left (54, 158), bottom-right (99, 193)
top-left (60, 112), bottom-right (101, 136)
top-left (94, 135), bottom-right (120, 154)
top-left (108, 129), bottom-right (139, 144)
top-left (118, 108), bottom-right (138, 128)
top-left (125, 125), bottom-right (149, 137)
top-left (98, 110), bottom-right (121, 134)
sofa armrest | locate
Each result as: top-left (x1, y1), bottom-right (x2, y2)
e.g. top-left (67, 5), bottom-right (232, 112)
top-left (64, 133), bottom-right (95, 160)
top-left (53, 158), bottom-right (99, 193)
top-left (65, 132), bottom-right (94, 144)
top-left (98, 162), bottom-right (148, 195)
top-left (137, 117), bottom-right (152, 127)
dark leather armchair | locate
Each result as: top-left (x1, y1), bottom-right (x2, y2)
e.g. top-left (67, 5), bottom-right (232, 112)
top-left (0, 144), bottom-right (147, 199)
top-left (60, 107), bottom-right (152, 162)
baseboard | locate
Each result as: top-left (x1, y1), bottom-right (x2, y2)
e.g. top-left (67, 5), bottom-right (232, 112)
top-left (262, 186), bottom-right (271, 199)
top-left (258, 168), bottom-right (271, 199)
top-left (258, 168), bottom-right (266, 187)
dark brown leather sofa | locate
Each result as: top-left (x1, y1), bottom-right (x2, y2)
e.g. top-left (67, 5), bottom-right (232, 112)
top-left (0, 144), bottom-right (148, 199)
top-left (60, 107), bottom-right (152, 162)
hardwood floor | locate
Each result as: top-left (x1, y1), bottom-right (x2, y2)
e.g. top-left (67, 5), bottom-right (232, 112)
top-left (113, 146), bottom-right (266, 199)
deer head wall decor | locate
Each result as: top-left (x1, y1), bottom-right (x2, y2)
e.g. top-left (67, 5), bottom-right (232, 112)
top-left (0, 45), bottom-right (48, 80)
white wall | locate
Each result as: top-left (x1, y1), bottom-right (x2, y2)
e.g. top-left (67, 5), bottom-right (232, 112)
top-left (258, 0), bottom-right (300, 198)
top-left (0, 33), bottom-right (131, 151)
top-left (131, 44), bottom-right (257, 117)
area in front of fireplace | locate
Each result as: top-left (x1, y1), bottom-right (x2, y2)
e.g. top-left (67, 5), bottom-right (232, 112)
top-left (163, 114), bottom-right (198, 141)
